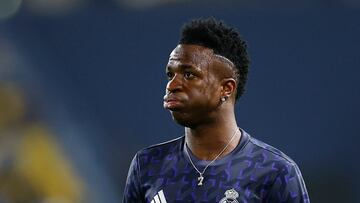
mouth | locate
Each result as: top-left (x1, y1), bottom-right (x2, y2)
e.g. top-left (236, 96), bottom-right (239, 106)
top-left (163, 95), bottom-right (184, 110)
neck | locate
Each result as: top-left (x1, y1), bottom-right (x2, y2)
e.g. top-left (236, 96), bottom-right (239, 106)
top-left (185, 111), bottom-right (241, 160)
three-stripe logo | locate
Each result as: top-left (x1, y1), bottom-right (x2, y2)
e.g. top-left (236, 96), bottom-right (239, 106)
top-left (151, 190), bottom-right (167, 203)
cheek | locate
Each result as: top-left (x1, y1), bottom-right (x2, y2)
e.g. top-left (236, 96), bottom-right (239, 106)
top-left (203, 73), bottom-right (222, 100)
top-left (192, 83), bottom-right (221, 106)
top-left (203, 79), bottom-right (221, 100)
top-left (207, 87), bottom-right (221, 105)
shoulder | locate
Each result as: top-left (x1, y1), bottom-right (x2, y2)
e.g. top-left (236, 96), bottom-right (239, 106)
top-left (135, 136), bottom-right (184, 160)
top-left (244, 134), bottom-right (310, 202)
top-left (249, 135), bottom-right (296, 164)
top-left (243, 131), bottom-right (301, 173)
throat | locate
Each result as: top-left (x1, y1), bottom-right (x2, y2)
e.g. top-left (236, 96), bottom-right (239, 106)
top-left (185, 127), bottom-right (241, 161)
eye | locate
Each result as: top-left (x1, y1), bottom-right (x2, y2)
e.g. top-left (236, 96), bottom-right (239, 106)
top-left (184, 71), bottom-right (194, 79)
top-left (166, 72), bottom-right (174, 80)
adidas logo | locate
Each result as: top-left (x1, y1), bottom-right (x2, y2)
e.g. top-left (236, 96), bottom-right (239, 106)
top-left (151, 189), bottom-right (167, 203)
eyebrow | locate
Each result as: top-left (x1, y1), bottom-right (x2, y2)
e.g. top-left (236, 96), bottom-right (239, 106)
top-left (166, 63), bottom-right (199, 71)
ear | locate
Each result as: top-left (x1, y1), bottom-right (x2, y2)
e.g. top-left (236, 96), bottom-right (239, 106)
top-left (221, 78), bottom-right (237, 99)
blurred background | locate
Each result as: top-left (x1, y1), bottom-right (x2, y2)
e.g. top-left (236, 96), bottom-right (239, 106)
top-left (0, 0), bottom-right (359, 202)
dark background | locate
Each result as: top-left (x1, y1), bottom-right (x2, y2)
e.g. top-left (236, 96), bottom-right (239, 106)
top-left (0, 0), bottom-right (359, 202)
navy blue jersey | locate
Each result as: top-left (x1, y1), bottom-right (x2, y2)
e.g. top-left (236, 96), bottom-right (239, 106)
top-left (123, 129), bottom-right (310, 203)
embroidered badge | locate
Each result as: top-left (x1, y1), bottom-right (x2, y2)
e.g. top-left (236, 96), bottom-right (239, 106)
top-left (219, 188), bottom-right (239, 203)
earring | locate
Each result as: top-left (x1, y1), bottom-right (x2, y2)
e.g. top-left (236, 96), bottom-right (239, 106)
top-left (221, 96), bottom-right (228, 102)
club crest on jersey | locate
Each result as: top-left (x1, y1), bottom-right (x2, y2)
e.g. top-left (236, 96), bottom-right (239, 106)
top-left (219, 188), bottom-right (239, 203)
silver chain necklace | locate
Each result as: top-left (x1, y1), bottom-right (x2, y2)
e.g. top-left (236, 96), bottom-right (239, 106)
top-left (184, 128), bottom-right (239, 186)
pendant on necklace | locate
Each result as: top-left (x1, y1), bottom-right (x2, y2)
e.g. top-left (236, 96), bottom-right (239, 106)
top-left (197, 175), bottom-right (204, 186)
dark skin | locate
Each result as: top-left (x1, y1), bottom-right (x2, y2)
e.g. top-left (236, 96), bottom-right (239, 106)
top-left (163, 44), bottom-right (241, 160)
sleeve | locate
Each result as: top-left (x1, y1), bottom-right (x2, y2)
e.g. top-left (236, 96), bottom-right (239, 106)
top-left (266, 162), bottom-right (310, 203)
top-left (122, 153), bottom-right (145, 203)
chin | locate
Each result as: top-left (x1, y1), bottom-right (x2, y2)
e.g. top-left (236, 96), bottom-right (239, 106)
top-left (171, 111), bottom-right (193, 127)
top-left (171, 111), bottom-right (200, 128)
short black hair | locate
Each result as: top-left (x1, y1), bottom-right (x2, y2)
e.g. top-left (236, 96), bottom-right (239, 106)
top-left (179, 17), bottom-right (250, 100)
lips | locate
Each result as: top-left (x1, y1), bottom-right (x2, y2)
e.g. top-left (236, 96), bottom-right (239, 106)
top-left (163, 94), bottom-right (184, 110)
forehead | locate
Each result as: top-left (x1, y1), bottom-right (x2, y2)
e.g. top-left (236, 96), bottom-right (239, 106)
top-left (167, 44), bottom-right (214, 68)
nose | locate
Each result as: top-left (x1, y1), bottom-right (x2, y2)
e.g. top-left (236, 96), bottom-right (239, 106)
top-left (166, 74), bottom-right (182, 93)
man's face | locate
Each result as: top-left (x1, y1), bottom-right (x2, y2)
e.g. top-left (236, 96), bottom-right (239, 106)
top-left (163, 44), bottom-right (224, 127)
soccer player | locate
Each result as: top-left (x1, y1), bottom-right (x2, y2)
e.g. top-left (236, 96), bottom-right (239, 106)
top-left (123, 18), bottom-right (310, 203)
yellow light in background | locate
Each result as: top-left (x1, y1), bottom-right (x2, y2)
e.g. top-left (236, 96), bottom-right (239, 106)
top-left (15, 125), bottom-right (86, 203)
top-left (0, 0), bottom-right (22, 20)
top-left (0, 84), bottom-right (25, 130)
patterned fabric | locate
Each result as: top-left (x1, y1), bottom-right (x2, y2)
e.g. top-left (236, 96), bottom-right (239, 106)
top-left (123, 129), bottom-right (310, 203)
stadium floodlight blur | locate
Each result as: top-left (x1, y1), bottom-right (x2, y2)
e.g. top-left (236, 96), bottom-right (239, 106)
top-left (24, 0), bottom-right (86, 15)
top-left (0, 0), bottom-right (22, 20)
top-left (0, 0), bottom-right (88, 20)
